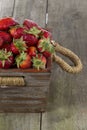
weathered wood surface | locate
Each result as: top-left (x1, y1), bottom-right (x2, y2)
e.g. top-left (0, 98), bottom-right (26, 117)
top-left (0, 0), bottom-right (14, 18)
top-left (42, 0), bottom-right (87, 130)
top-left (0, 113), bottom-right (40, 130)
top-left (13, 0), bottom-right (47, 26)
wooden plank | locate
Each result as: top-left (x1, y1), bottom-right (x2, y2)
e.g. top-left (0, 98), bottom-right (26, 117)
top-left (0, 85), bottom-right (49, 112)
top-left (0, 113), bottom-right (40, 130)
top-left (0, 87), bottom-right (48, 98)
top-left (42, 0), bottom-right (87, 130)
top-left (0, 0), bottom-right (14, 18)
top-left (13, 0), bottom-right (47, 27)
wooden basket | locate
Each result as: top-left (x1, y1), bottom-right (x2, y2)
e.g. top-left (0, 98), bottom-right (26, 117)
top-left (0, 58), bottom-right (51, 113)
top-left (0, 41), bottom-right (83, 113)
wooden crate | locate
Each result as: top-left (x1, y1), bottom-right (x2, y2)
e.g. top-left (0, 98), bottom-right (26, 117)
top-left (0, 58), bottom-right (51, 113)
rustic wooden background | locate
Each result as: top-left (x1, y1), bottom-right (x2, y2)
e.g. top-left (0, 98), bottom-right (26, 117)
top-left (0, 0), bottom-right (87, 130)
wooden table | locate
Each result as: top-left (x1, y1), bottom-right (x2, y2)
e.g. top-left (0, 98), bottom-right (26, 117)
top-left (0, 0), bottom-right (87, 130)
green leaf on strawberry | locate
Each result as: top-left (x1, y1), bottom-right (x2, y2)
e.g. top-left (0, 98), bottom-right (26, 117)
top-left (0, 49), bottom-right (13, 68)
top-left (16, 52), bottom-right (31, 69)
top-left (24, 27), bottom-right (41, 37)
top-left (32, 54), bottom-right (46, 70)
top-left (0, 49), bottom-right (12, 61)
top-left (38, 38), bottom-right (55, 53)
top-left (16, 52), bottom-right (27, 68)
top-left (32, 58), bottom-right (45, 70)
top-left (13, 37), bottom-right (27, 52)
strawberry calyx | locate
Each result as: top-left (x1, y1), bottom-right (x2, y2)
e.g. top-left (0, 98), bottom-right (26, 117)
top-left (24, 27), bottom-right (41, 37)
top-left (38, 38), bottom-right (55, 54)
top-left (32, 55), bottom-right (45, 70)
top-left (0, 49), bottom-right (12, 67)
top-left (13, 37), bottom-right (27, 52)
top-left (16, 52), bottom-right (27, 68)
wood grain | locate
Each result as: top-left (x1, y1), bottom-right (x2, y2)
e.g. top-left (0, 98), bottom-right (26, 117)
top-left (0, 81), bottom-right (50, 112)
top-left (0, 113), bottom-right (40, 130)
top-left (0, 0), bottom-right (14, 18)
top-left (13, 0), bottom-right (47, 27)
top-left (42, 0), bottom-right (87, 130)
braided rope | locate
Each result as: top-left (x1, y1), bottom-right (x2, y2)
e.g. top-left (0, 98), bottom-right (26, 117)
top-left (52, 41), bottom-right (83, 73)
top-left (0, 77), bottom-right (25, 86)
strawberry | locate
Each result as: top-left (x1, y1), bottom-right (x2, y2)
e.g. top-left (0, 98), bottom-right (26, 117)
top-left (23, 19), bottom-right (38, 29)
top-left (37, 38), bottom-right (55, 57)
top-left (9, 26), bottom-right (25, 39)
top-left (0, 37), bottom-right (4, 47)
top-left (40, 29), bottom-right (52, 39)
top-left (0, 50), bottom-right (14, 69)
top-left (16, 52), bottom-right (31, 69)
top-left (28, 46), bottom-right (37, 57)
top-left (0, 31), bottom-right (12, 43)
top-left (23, 27), bottom-right (41, 46)
top-left (32, 54), bottom-right (47, 70)
top-left (11, 37), bottom-right (27, 54)
top-left (0, 17), bottom-right (18, 31)
top-left (1, 43), bottom-right (11, 52)
top-left (23, 33), bottom-right (38, 46)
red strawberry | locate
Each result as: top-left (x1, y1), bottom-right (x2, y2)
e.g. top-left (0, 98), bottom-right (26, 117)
top-left (0, 50), bottom-right (14, 69)
top-left (9, 26), bottom-right (25, 39)
top-left (23, 27), bottom-right (41, 46)
top-left (23, 33), bottom-right (38, 46)
top-left (28, 46), bottom-right (37, 57)
top-left (11, 37), bottom-right (27, 55)
top-left (16, 52), bottom-right (31, 69)
top-left (1, 43), bottom-right (11, 52)
top-left (23, 19), bottom-right (38, 29)
top-left (37, 38), bottom-right (55, 57)
top-left (0, 17), bottom-right (18, 31)
top-left (0, 37), bottom-right (4, 47)
top-left (23, 19), bottom-right (52, 39)
top-left (0, 31), bottom-right (12, 43)
top-left (32, 54), bottom-right (47, 70)
top-left (41, 29), bottom-right (52, 39)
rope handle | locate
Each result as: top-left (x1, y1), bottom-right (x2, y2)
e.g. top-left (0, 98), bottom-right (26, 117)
top-left (51, 41), bottom-right (83, 73)
top-left (0, 77), bottom-right (25, 87)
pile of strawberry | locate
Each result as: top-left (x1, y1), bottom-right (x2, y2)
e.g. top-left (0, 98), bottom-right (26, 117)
top-left (0, 17), bottom-right (54, 69)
